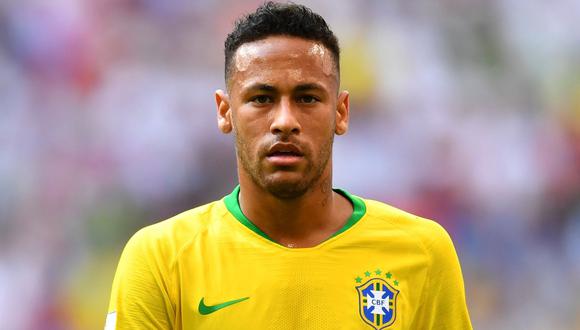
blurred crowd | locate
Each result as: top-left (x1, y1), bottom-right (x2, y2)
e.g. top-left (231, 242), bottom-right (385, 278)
top-left (1, 0), bottom-right (579, 329)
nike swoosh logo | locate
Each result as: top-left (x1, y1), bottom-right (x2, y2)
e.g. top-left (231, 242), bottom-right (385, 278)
top-left (198, 297), bottom-right (249, 315)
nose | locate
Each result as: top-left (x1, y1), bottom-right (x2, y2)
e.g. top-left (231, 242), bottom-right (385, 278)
top-left (270, 97), bottom-right (301, 136)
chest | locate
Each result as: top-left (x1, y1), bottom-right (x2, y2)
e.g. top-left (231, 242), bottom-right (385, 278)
top-left (174, 239), bottom-right (430, 329)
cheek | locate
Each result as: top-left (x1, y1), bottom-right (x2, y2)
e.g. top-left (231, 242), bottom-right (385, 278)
top-left (233, 116), bottom-right (265, 155)
top-left (234, 107), bottom-right (267, 131)
top-left (302, 111), bottom-right (335, 135)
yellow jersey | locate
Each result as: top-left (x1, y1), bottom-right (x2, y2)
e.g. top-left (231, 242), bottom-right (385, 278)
top-left (106, 186), bottom-right (472, 329)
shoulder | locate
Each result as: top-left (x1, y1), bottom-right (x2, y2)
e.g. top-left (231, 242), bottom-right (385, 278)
top-left (359, 201), bottom-right (473, 328)
top-left (361, 198), bottom-right (455, 256)
top-left (141, 199), bottom-right (225, 237)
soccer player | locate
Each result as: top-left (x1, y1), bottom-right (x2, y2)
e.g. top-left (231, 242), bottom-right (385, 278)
top-left (106, 2), bottom-right (472, 329)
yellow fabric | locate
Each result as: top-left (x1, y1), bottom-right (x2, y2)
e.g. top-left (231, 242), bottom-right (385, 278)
top-left (107, 193), bottom-right (472, 329)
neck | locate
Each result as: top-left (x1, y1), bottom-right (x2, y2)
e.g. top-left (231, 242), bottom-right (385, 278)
top-left (237, 169), bottom-right (352, 248)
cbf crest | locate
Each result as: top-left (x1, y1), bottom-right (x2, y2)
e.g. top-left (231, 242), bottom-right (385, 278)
top-left (354, 269), bottom-right (400, 329)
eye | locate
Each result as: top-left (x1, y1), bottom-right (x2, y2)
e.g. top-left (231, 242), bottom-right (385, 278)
top-left (251, 95), bottom-right (273, 104)
top-left (298, 95), bottom-right (319, 104)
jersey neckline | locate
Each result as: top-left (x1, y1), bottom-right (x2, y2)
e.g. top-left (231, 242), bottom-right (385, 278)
top-left (223, 185), bottom-right (367, 247)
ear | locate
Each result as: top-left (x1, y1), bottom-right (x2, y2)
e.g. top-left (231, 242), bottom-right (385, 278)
top-left (216, 89), bottom-right (233, 134)
top-left (335, 90), bottom-right (350, 135)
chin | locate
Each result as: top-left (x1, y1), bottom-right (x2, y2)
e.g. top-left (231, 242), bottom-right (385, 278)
top-left (262, 178), bottom-right (311, 200)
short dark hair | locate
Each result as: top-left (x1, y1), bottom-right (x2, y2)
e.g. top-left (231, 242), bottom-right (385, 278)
top-left (224, 1), bottom-right (340, 87)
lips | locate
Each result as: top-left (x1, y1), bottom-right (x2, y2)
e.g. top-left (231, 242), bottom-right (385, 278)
top-left (266, 143), bottom-right (304, 166)
top-left (267, 143), bottom-right (303, 157)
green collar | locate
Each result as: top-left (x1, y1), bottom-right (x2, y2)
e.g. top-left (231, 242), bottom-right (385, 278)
top-left (223, 185), bottom-right (366, 245)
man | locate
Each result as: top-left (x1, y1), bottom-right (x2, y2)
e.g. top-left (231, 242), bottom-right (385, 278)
top-left (106, 2), bottom-right (472, 329)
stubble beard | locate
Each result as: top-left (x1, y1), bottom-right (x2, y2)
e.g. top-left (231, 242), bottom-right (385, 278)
top-left (235, 133), bottom-right (334, 200)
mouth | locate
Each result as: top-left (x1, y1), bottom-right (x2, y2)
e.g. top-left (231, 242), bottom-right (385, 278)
top-left (266, 143), bottom-right (304, 166)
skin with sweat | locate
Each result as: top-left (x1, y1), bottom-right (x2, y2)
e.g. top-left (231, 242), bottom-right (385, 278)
top-left (216, 36), bottom-right (352, 248)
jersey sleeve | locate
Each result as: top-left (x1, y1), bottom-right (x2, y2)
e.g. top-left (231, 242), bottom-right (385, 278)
top-left (106, 227), bottom-right (176, 330)
top-left (410, 222), bottom-right (473, 329)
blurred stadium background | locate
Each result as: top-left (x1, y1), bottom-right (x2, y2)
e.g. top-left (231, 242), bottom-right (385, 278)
top-left (1, 0), bottom-right (579, 329)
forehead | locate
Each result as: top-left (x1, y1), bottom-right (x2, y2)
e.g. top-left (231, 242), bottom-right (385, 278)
top-left (230, 36), bottom-right (338, 92)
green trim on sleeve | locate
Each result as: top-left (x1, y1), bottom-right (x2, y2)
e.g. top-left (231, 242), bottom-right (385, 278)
top-left (223, 185), bottom-right (367, 246)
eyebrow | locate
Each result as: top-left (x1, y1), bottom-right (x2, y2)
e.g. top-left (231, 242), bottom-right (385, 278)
top-left (244, 83), bottom-right (277, 92)
top-left (243, 83), bottom-right (326, 93)
top-left (294, 83), bottom-right (326, 93)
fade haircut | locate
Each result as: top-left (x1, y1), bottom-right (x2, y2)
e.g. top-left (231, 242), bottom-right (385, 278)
top-left (224, 1), bottom-right (340, 88)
